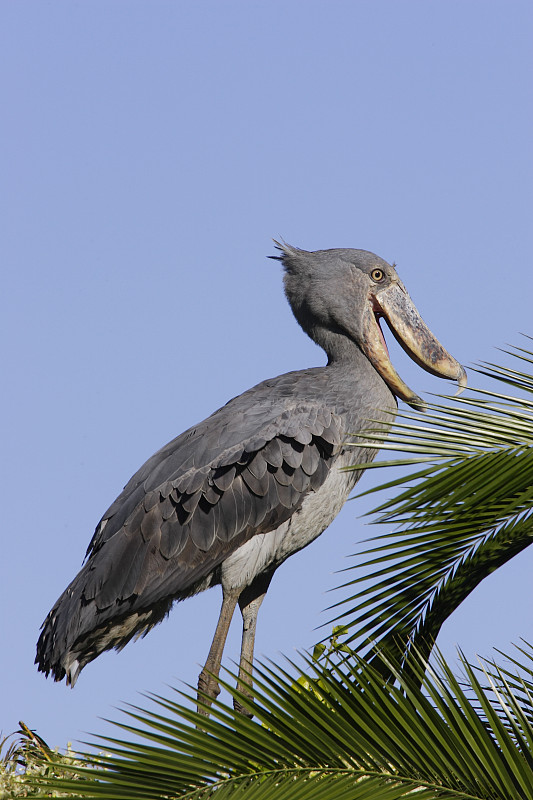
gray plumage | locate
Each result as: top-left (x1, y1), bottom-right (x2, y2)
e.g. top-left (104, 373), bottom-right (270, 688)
top-left (36, 243), bottom-right (465, 701)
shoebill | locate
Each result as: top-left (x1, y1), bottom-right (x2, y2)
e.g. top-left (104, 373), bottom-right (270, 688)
top-left (36, 242), bottom-right (466, 715)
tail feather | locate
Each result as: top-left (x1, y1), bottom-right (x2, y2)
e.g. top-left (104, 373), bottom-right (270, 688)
top-left (35, 567), bottom-right (173, 685)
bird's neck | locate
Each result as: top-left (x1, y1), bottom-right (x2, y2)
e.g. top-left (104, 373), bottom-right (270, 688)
top-left (311, 326), bottom-right (366, 367)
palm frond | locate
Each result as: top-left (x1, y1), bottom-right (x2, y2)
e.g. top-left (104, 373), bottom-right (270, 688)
top-left (330, 344), bottom-right (533, 671)
top-left (29, 646), bottom-right (533, 799)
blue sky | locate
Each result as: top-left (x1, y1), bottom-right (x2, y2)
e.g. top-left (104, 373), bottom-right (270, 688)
top-left (2, 1), bottom-right (532, 749)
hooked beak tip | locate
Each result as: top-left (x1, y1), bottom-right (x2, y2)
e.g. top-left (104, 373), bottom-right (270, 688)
top-left (454, 365), bottom-right (468, 396)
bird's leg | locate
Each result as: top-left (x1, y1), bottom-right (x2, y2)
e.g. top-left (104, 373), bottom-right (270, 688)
top-left (234, 573), bottom-right (273, 717)
top-left (197, 588), bottom-right (239, 716)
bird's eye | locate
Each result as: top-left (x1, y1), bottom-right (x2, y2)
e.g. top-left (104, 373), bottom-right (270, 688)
top-left (371, 268), bottom-right (385, 282)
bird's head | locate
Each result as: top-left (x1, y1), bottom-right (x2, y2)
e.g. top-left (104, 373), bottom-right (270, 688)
top-left (272, 241), bottom-right (466, 410)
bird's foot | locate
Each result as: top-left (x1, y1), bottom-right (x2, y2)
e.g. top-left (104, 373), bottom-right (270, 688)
top-left (197, 669), bottom-right (220, 717)
top-left (233, 678), bottom-right (254, 718)
top-left (233, 697), bottom-right (253, 718)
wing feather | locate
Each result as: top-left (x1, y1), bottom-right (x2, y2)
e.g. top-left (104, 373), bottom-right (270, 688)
top-left (247, 452), bottom-right (268, 479)
top-left (242, 464), bottom-right (271, 495)
top-left (262, 438), bottom-right (283, 467)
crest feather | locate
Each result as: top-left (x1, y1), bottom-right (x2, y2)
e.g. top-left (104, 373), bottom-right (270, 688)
top-left (269, 239), bottom-right (307, 263)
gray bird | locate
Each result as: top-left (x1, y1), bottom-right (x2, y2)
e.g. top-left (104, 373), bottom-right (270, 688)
top-left (36, 243), bottom-right (465, 714)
